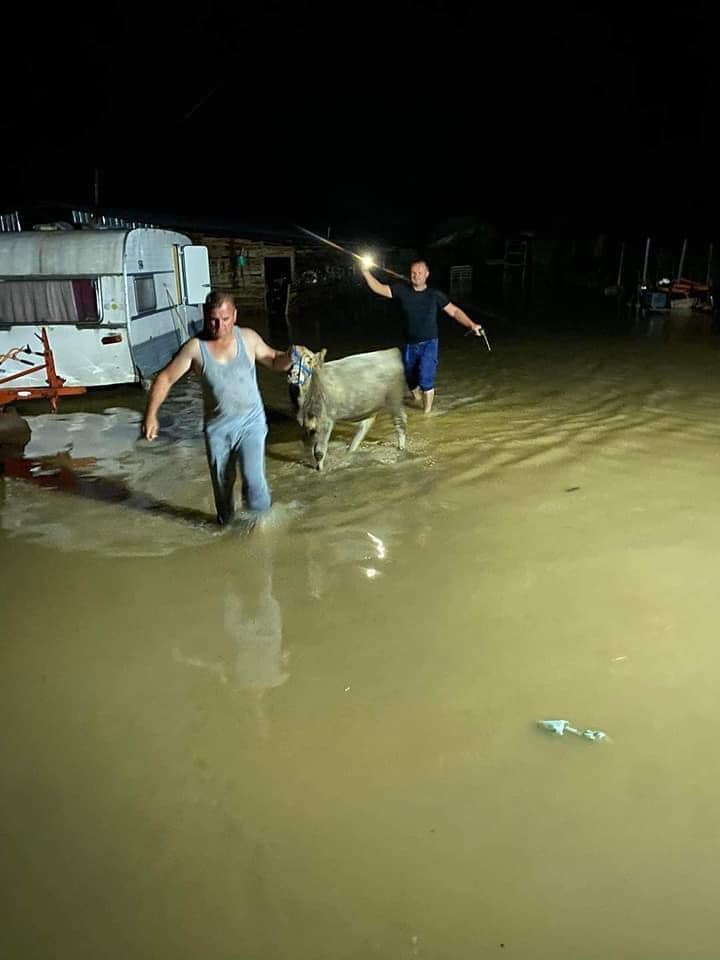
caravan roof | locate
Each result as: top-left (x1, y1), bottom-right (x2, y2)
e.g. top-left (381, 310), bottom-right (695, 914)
top-left (0, 230), bottom-right (128, 277)
top-left (0, 228), bottom-right (190, 278)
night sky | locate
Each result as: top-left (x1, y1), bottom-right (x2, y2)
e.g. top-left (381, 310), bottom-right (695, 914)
top-left (1, 1), bottom-right (717, 242)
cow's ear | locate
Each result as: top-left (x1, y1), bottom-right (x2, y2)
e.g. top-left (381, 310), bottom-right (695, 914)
top-left (317, 348), bottom-right (327, 366)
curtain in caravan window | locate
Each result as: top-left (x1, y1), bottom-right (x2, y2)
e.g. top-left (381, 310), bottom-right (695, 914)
top-left (0, 280), bottom-right (80, 324)
top-left (72, 280), bottom-right (99, 322)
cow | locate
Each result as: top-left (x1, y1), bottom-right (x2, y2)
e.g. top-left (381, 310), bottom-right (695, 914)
top-left (288, 345), bottom-right (408, 470)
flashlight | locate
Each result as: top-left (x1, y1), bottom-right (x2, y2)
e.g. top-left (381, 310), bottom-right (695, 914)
top-left (360, 254), bottom-right (375, 269)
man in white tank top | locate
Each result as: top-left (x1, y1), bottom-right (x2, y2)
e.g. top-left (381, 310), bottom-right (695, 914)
top-left (142, 291), bottom-right (292, 525)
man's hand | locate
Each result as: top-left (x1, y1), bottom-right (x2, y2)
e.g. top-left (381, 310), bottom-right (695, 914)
top-left (470, 322), bottom-right (484, 336)
top-left (143, 414), bottom-right (159, 441)
top-left (273, 347), bottom-right (294, 373)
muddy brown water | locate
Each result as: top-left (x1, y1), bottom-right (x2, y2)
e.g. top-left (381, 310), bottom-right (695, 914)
top-left (3, 318), bottom-right (720, 959)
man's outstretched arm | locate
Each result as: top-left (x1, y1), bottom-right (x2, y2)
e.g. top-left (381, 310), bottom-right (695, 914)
top-left (443, 302), bottom-right (484, 336)
top-left (252, 330), bottom-right (293, 372)
top-left (360, 266), bottom-right (392, 299)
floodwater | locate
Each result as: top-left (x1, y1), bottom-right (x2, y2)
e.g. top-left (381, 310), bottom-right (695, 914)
top-left (3, 312), bottom-right (720, 959)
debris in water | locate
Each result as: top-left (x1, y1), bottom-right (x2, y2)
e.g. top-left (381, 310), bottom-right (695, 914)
top-left (564, 486), bottom-right (581, 492)
top-left (537, 719), bottom-right (610, 742)
top-left (581, 729), bottom-right (609, 741)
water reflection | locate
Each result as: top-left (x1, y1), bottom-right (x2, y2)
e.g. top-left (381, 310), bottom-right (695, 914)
top-left (301, 520), bottom-right (406, 600)
top-left (173, 544), bottom-right (289, 738)
top-left (0, 405), bottom-right (222, 553)
top-left (0, 446), bottom-right (217, 537)
top-left (632, 309), bottom-right (715, 340)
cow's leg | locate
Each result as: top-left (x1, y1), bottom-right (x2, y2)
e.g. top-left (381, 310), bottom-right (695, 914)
top-left (392, 407), bottom-right (407, 450)
top-left (348, 416), bottom-right (375, 452)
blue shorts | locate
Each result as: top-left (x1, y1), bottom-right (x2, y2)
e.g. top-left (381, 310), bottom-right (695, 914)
top-left (402, 338), bottom-right (438, 392)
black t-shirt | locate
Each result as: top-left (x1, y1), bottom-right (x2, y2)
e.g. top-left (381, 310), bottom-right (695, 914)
top-left (390, 283), bottom-right (450, 343)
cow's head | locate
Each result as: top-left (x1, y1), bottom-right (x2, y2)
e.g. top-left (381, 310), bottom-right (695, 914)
top-left (287, 345), bottom-right (334, 468)
top-left (302, 402), bottom-right (333, 471)
top-left (287, 345), bottom-right (327, 416)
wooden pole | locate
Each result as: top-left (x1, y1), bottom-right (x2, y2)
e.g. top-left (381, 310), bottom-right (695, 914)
top-left (637, 236), bottom-right (651, 317)
top-left (616, 240), bottom-right (625, 287)
top-left (706, 242), bottom-right (713, 286)
top-left (282, 278), bottom-right (292, 343)
top-left (641, 237), bottom-right (650, 285)
top-left (520, 238), bottom-right (528, 304)
top-left (677, 237), bottom-right (688, 279)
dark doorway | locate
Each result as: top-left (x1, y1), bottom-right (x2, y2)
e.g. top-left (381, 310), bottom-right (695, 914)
top-left (265, 256), bottom-right (293, 346)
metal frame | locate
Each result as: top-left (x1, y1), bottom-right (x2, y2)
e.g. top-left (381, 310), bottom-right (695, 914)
top-left (0, 328), bottom-right (86, 411)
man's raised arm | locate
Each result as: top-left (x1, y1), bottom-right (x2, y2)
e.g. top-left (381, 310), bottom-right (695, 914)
top-left (360, 266), bottom-right (392, 299)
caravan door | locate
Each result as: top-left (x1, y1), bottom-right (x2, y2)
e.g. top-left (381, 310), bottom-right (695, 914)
top-left (125, 230), bottom-right (209, 379)
top-left (181, 246), bottom-right (211, 305)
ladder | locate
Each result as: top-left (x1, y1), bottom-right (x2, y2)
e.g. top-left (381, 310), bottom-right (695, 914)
top-left (503, 237), bottom-right (529, 290)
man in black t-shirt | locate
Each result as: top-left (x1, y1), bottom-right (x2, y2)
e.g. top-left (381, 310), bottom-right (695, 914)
top-left (360, 259), bottom-right (484, 413)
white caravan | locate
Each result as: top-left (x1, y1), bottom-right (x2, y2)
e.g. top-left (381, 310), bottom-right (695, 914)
top-left (0, 228), bottom-right (211, 389)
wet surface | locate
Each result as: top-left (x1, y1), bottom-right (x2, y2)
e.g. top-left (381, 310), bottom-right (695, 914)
top-left (3, 314), bottom-right (720, 958)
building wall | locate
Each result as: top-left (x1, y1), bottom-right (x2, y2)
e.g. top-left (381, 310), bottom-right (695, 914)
top-left (189, 233), bottom-right (295, 331)
top-left (186, 233), bottom-right (403, 340)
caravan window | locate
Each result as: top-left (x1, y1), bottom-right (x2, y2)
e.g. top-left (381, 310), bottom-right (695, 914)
top-left (133, 275), bottom-right (156, 313)
top-left (0, 279), bottom-right (99, 325)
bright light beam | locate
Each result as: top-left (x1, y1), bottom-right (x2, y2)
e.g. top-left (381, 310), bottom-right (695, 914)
top-left (295, 224), bottom-right (405, 280)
